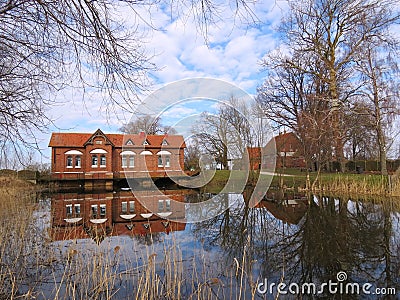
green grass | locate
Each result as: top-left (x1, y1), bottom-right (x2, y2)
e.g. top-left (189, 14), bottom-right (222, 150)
top-left (202, 169), bottom-right (396, 196)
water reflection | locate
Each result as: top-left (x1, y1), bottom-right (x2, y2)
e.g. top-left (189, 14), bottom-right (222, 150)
top-left (45, 188), bottom-right (399, 298)
top-left (265, 196), bottom-right (400, 295)
top-left (187, 188), bottom-right (400, 298)
top-left (50, 190), bottom-right (188, 244)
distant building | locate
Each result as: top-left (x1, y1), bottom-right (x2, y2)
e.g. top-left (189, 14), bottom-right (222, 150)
top-left (48, 128), bottom-right (186, 180)
top-left (246, 132), bottom-right (306, 170)
top-left (267, 132), bottom-right (305, 169)
top-left (247, 147), bottom-right (262, 170)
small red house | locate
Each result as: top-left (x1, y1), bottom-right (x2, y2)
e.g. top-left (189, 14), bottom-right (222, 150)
top-left (246, 132), bottom-right (306, 171)
top-left (264, 132), bottom-right (306, 169)
top-left (48, 129), bottom-right (186, 180)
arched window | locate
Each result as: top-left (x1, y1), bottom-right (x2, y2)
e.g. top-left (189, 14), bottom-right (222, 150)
top-left (75, 156), bottom-right (81, 168)
top-left (120, 151), bottom-right (136, 168)
top-left (157, 150), bottom-right (171, 167)
top-left (140, 150), bottom-right (152, 155)
top-left (92, 155), bottom-right (98, 167)
top-left (66, 156), bottom-right (73, 168)
top-left (100, 155), bottom-right (106, 167)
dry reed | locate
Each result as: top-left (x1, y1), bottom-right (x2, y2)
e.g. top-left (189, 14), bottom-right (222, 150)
top-left (0, 177), bottom-right (261, 299)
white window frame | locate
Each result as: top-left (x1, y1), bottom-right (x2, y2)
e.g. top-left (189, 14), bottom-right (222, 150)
top-left (66, 156), bottom-right (73, 168)
top-left (158, 200), bottom-right (164, 212)
top-left (129, 156), bottom-right (135, 168)
top-left (165, 155), bottom-right (170, 167)
top-left (157, 150), bottom-right (172, 167)
top-left (158, 156), bottom-right (163, 167)
top-left (92, 155), bottom-right (98, 168)
top-left (66, 204), bottom-right (73, 217)
top-left (121, 156), bottom-right (128, 168)
top-left (158, 199), bottom-right (171, 212)
top-left (100, 155), bottom-right (106, 167)
top-left (75, 156), bottom-right (81, 168)
top-left (74, 204), bottom-right (81, 216)
top-left (100, 204), bottom-right (106, 217)
top-left (129, 201), bottom-right (135, 213)
top-left (91, 204), bottom-right (98, 217)
top-left (121, 201), bottom-right (127, 213)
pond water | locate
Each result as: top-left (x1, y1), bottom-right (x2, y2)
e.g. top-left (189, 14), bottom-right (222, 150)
top-left (32, 188), bottom-right (399, 299)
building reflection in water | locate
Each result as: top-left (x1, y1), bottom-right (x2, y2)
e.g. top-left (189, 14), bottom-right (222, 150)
top-left (245, 187), bottom-right (309, 225)
top-left (255, 197), bottom-right (309, 225)
top-left (49, 190), bottom-right (188, 244)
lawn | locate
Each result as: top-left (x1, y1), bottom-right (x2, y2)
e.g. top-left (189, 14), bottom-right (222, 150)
top-left (202, 169), bottom-right (397, 196)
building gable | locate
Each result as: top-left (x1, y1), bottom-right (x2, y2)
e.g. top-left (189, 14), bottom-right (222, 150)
top-left (84, 129), bottom-right (115, 147)
top-left (125, 139), bottom-right (134, 146)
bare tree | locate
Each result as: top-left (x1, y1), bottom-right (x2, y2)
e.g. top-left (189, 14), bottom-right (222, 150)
top-left (257, 54), bottom-right (332, 171)
top-left (119, 114), bottom-right (179, 134)
top-left (344, 102), bottom-right (378, 161)
top-left (0, 1), bottom-right (155, 163)
top-left (0, 0), bottom-right (260, 166)
top-left (119, 115), bottom-right (162, 134)
top-left (354, 46), bottom-right (400, 175)
top-left (184, 141), bottom-right (201, 171)
top-left (192, 97), bottom-right (270, 170)
top-left (258, 0), bottom-right (400, 172)
top-left (193, 111), bottom-right (230, 169)
top-left (162, 126), bottom-right (178, 135)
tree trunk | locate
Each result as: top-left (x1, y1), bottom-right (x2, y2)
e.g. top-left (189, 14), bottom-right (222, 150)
top-left (375, 104), bottom-right (388, 176)
top-left (328, 58), bottom-right (345, 172)
top-left (370, 56), bottom-right (388, 176)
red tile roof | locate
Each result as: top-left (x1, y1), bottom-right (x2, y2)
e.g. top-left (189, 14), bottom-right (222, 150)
top-left (48, 133), bottom-right (91, 147)
top-left (108, 134), bottom-right (186, 148)
top-left (49, 131), bottom-right (186, 148)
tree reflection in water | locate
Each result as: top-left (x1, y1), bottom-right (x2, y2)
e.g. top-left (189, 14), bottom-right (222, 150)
top-left (191, 188), bottom-right (400, 298)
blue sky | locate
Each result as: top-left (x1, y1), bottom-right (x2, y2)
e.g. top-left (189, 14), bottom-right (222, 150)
top-left (35, 1), bottom-right (288, 163)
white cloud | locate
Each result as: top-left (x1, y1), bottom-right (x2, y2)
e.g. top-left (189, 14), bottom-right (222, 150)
top-left (36, 1), bottom-right (285, 163)
top-left (141, 2), bottom-right (282, 93)
top-left (160, 105), bottom-right (198, 120)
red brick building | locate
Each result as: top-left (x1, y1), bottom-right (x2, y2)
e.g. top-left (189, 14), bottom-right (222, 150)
top-left (50, 190), bottom-right (187, 242)
top-left (265, 132), bottom-right (306, 169)
top-left (246, 132), bottom-right (306, 170)
top-left (48, 129), bottom-right (186, 180)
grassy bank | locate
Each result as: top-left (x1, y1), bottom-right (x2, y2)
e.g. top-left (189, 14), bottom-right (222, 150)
top-left (203, 170), bottom-right (400, 197)
top-left (0, 177), bottom-right (45, 299)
